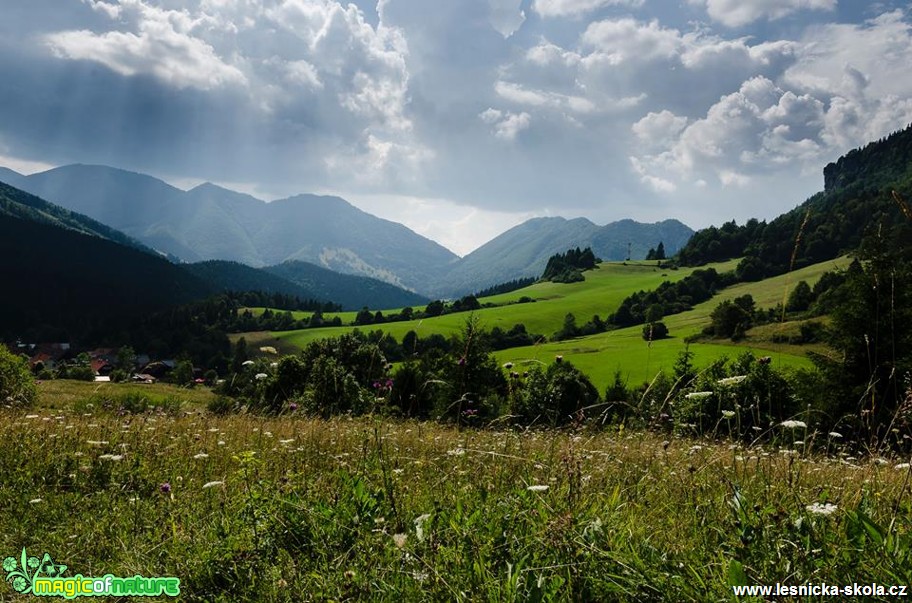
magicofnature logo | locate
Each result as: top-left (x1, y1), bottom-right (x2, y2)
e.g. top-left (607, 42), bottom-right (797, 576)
top-left (3, 548), bottom-right (179, 599)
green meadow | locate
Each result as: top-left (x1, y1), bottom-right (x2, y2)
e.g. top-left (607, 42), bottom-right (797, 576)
top-left (3, 384), bottom-right (910, 601)
top-left (243, 257), bottom-right (849, 391)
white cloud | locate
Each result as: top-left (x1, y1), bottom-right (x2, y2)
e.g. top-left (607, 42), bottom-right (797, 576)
top-left (46, 2), bottom-right (246, 90)
top-left (488, 0), bottom-right (525, 38)
top-left (632, 110), bottom-right (688, 149)
top-left (631, 76), bottom-right (830, 187)
top-left (479, 109), bottom-right (532, 140)
top-left (532, 0), bottom-right (644, 19)
top-left (691, 0), bottom-right (836, 28)
top-left (581, 18), bottom-right (681, 65)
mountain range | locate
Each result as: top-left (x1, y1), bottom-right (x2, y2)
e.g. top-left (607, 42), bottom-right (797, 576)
top-left (0, 163), bottom-right (693, 297)
top-left (440, 216), bottom-right (693, 296)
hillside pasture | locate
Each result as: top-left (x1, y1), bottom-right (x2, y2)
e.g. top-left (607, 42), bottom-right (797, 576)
top-left (264, 260), bottom-right (740, 350)
top-left (494, 256), bottom-right (849, 390)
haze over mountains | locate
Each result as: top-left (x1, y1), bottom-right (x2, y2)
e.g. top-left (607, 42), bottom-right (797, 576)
top-left (1, 163), bottom-right (692, 298)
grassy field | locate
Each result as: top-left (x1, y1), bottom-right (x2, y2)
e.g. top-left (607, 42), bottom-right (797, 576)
top-left (493, 257), bottom-right (850, 390)
top-left (3, 390), bottom-right (911, 601)
top-left (263, 260), bottom-right (741, 348)
top-left (237, 257), bottom-right (849, 392)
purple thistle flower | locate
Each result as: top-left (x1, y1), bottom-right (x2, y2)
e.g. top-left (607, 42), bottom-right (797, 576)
top-left (457, 357), bottom-right (466, 366)
top-left (289, 403), bottom-right (298, 411)
top-left (160, 482), bottom-right (171, 494)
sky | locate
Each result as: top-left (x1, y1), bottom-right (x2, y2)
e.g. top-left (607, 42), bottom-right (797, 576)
top-left (1, 1), bottom-right (911, 255)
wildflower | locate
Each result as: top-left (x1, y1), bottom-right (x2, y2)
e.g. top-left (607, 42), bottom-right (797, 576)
top-left (895, 463), bottom-right (911, 470)
top-left (159, 482), bottom-right (171, 493)
top-left (289, 403), bottom-right (298, 411)
top-left (780, 420), bottom-right (807, 429)
top-left (241, 360), bottom-right (254, 367)
top-left (392, 533), bottom-right (407, 548)
top-left (279, 439), bottom-right (295, 445)
top-left (555, 355), bottom-right (563, 363)
top-left (457, 357), bottom-right (466, 366)
top-left (503, 362), bottom-right (514, 369)
top-left (721, 410), bottom-right (736, 419)
top-left (29, 498), bottom-right (43, 504)
top-left (99, 454), bottom-right (124, 461)
top-left (254, 373), bottom-right (268, 381)
top-left (806, 502), bottom-right (838, 516)
top-left (828, 432), bottom-right (843, 439)
top-left (25, 414), bottom-right (39, 419)
top-left (193, 453), bottom-right (209, 459)
top-left (202, 481), bottom-right (224, 489)
top-left (526, 485), bottom-right (549, 492)
top-left (414, 514), bottom-right (431, 542)
top-left (717, 376), bottom-right (747, 386)
top-left (686, 391), bottom-right (713, 399)
top-left (446, 447), bottom-right (465, 456)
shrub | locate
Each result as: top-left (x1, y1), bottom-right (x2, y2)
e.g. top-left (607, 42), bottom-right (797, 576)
top-left (642, 322), bottom-right (669, 341)
top-left (512, 360), bottom-right (600, 427)
top-left (0, 347), bottom-right (37, 406)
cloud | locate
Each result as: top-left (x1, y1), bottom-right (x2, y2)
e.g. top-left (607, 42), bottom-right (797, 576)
top-left (488, 0), bottom-right (525, 37)
top-left (581, 18), bottom-right (681, 65)
top-left (690, 0), bottom-right (836, 28)
top-left (46, 2), bottom-right (246, 90)
top-left (479, 108), bottom-right (532, 140)
top-left (630, 76), bottom-right (830, 187)
top-left (532, 0), bottom-right (644, 19)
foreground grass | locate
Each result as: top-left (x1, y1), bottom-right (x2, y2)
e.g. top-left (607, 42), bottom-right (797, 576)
top-left (2, 400), bottom-right (911, 601)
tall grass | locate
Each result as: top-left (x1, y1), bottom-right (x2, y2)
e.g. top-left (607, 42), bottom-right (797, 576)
top-left (2, 401), bottom-right (911, 601)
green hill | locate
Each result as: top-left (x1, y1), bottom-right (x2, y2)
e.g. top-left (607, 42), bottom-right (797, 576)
top-left (234, 255), bottom-right (854, 391)
top-left (0, 183), bottom-right (214, 341)
top-left (677, 122), bottom-right (912, 275)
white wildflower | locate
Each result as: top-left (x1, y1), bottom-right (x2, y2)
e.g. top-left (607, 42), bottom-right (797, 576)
top-left (806, 502), bottom-right (838, 516)
top-left (29, 498), bottom-right (43, 504)
top-left (279, 439), bottom-right (295, 445)
top-left (828, 432), bottom-right (843, 439)
top-left (25, 414), bottom-right (39, 419)
top-left (202, 481), bottom-right (225, 489)
top-left (721, 410), bottom-right (736, 419)
top-left (717, 376), bottom-right (747, 386)
top-left (86, 440), bottom-right (109, 445)
top-left (254, 373), bottom-right (268, 381)
top-left (193, 453), bottom-right (209, 459)
top-left (414, 514), bottom-right (431, 542)
top-left (685, 391), bottom-right (713, 400)
top-left (526, 485), bottom-right (549, 492)
top-left (780, 420), bottom-right (807, 429)
top-left (241, 360), bottom-right (255, 367)
top-left (98, 454), bottom-right (124, 461)
top-left (895, 463), bottom-right (911, 470)
top-left (446, 447), bottom-right (466, 456)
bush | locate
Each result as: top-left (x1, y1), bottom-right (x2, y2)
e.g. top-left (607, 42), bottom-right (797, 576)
top-left (512, 359), bottom-right (600, 426)
top-left (0, 347), bottom-right (37, 406)
top-left (642, 322), bottom-right (669, 341)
